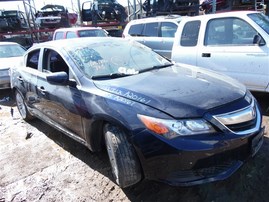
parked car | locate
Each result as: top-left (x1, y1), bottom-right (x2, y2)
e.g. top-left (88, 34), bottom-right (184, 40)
top-left (0, 10), bottom-right (28, 32)
top-left (35, 4), bottom-right (77, 28)
top-left (171, 11), bottom-right (269, 93)
top-left (11, 37), bottom-right (264, 188)
top-left (52, 27), bottom-right (108, 40)
top-left (122, 15), bottom-right (184, 58)
top-left (0, 42), bottom-right (25, 89)
top-left (81, 0), bottom-right (127, 24)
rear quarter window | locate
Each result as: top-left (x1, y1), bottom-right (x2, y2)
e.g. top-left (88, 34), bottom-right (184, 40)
top-left (128, 24), bottom-right (144, 36)
top-left (26, 49), bottom-right (40, 70)
top-left (54, 31), bottom-right (64, 40)
top-left (160, 22), bottom-right (178, 37)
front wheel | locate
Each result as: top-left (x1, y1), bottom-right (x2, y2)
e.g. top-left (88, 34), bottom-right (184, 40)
top-left (15, 90), bottom-right (34, 121)
top-left (104, 124), bottom-right (142, 188)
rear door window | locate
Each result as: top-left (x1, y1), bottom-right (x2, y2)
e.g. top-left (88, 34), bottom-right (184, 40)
top-left (180, 20), bottom-right (200, 47)
top-left (142, 22), bottom-right (159, 37)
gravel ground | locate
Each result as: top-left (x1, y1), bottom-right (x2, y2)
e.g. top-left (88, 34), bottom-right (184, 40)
top-left (0, 89), bottom-right (269, 202)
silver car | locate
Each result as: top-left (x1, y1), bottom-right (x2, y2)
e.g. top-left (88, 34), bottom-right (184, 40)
top-left (122, 15), bottom-right (184, 59)
top-left (0, 42), bottom-right (25, 89)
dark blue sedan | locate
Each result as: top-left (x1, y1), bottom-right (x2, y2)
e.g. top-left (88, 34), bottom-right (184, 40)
top-left (11, 37), bottom-right (264, 188)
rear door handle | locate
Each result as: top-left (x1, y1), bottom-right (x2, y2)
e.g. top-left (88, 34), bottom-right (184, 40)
top-left (17, 76), bottom-right (23, 82)
top-left (37, 86), bottom-right (47, 95)
top-left (202, 53), bottom-right (211, 57)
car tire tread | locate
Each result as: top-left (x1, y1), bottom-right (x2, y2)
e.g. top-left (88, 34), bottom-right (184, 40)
top-left (104, 124), bottom-right (142, 188)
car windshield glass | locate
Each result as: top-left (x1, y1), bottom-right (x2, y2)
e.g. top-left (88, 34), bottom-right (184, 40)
top-left (66, 40), bottom-right (171, 78)
top-left (248, 13), bottom-right (269, 34)
top-left (0, 45), bottom-right (25, 58)
top-left (78, 30), bottom-right (107, 37)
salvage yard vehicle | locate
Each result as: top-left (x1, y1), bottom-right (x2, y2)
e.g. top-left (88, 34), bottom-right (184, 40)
top-left (81, 0), bottom-right (127, 24)
top-left (171, 11), bottom-right (269, 93)
top-left (52, 27), bottom-right (108, 40)
top-left (0, 42), bottom-right (25, 89)
top-left (11, 37), bottom-right (264, 188)
top-left (122, 15), bottom-right (184, 58)
top-left (35, 4), bottom-right (77, 28)
top-left (0, 10), bottom-right (28, 32)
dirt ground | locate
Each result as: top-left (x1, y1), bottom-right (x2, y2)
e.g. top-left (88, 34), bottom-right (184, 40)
top-left (0, 89), bottom-right (269, 202)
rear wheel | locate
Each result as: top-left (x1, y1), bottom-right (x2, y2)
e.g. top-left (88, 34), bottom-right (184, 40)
top-left (15, 90), bottom-right (34, 121)
top-left (104, 124), bottom-right (142, 188)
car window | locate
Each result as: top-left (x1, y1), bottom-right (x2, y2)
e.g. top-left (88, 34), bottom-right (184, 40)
top-left (26, 49), bottom-right (40, 70)
top-left (66, 31), bottom-right (77, 39)
top-left (54, 31), bottom-right (64, 40)
top-left (42, 48), bottom-right (69, 76)
top-left (0, 44), bottom-right (25, 58)
top-left (128, 24), bottom-right (144, 36)
top-left (66, 40), bottom-right (170, 78)
top-left (205, 17), bottom-right (258, 46)
top-left (142, 22), bottom-right (159, 37)
top-left (78, 29), bottom-right (108, 37)
top-left (180, 20), bottom-right (200, 47)
top-left (160, 22), bottom-right (178, 37)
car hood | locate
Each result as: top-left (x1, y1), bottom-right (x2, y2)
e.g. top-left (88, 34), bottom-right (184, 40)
top-left (0, 56), bottom-right (23, 69)
top-left (93, 64), bottom-right (246, 118)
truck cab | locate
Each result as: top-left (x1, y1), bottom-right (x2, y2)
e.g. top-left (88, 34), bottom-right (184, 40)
top-left (171, 11), bottom-right (269, 93)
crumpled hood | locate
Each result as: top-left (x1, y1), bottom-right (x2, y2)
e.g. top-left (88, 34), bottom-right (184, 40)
top-left (94, 64), bottom-right (246, 118)
top-left (0, 56), bottom-right (24, 69)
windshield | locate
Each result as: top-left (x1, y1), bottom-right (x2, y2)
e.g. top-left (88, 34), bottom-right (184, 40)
top-left (0, 44), bottom-right (25, 58)
top-left (66, 40), bottom-right (171, 78)
top-left (78, 30), bottom-right (108, 37)
top-left (248, 13), bottom-right (269, 34)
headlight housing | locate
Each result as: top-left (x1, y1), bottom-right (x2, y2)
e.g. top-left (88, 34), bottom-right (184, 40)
top-left (138, 114), bottom-right (216, 139)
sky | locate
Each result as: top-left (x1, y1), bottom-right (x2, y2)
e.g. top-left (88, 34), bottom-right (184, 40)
top-left (0, 0), bottom-right (128, 12)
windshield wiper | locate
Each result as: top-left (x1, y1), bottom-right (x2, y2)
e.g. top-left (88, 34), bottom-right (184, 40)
top-left (139, 63), bottom-right (173, 73)
top-left (91, 73), bottom-right (132, 80)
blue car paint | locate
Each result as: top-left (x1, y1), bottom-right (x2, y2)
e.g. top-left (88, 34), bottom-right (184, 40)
top-left (11, 38), bottom-right (264, 187)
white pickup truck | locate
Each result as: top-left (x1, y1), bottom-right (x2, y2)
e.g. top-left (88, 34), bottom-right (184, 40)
top-left (171, 11), bottom-right (269, 93)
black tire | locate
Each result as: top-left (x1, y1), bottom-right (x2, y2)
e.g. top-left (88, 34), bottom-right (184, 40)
top-left (104, 124), bottom-right (142, 188)
top-left (15, 90), bottom-right (34, 121)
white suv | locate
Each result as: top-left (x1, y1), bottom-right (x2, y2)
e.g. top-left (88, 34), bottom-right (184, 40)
top-left (123, 15), bottom-right (184, 58)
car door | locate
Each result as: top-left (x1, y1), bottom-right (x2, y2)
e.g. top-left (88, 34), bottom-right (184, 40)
top-left (197, 17), bottom-right (269, 92)
top-left (36, 48), bottom-right (85, 139)
top-left (15, 49), bottom-right (40, 115)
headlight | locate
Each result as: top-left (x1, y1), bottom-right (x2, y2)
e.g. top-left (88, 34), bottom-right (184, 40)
top-left (138, 114), bottom-right (216, 139)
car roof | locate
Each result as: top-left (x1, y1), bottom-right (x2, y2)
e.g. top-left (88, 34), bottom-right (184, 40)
top-left (127, 15), bottom-right (185, 24)
top-left (54, 27), bottom-right (104, 32)
top-left (0, 41), bottom-right (21, 46)
top-left (29, 37), bottom-right (127, 50)
top-left (182, 10), bottom-right (260, 21)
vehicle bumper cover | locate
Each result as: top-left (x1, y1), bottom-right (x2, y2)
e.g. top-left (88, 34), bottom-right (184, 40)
top-left (133, 127), bottom-right (264, 186)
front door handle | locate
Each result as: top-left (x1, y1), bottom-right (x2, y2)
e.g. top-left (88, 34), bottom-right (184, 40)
top-left (202, 53), bottom-right (211, 57)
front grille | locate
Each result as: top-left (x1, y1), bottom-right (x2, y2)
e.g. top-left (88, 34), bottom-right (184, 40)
top-left (226, 118), bottom-right (257, 132)
top-left (213, 100), bottom-right (260, 134)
